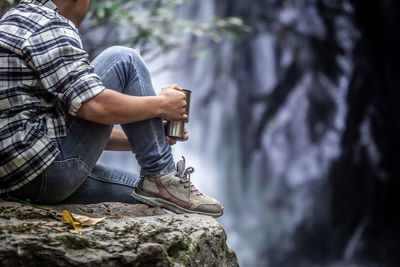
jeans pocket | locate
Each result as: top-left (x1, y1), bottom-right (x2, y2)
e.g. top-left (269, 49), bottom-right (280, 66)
top-left (38, 158), bottom-right (90, 203)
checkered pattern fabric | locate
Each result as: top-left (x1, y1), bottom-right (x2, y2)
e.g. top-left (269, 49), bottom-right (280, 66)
top-left (0, 0), bottom-right (105, 193)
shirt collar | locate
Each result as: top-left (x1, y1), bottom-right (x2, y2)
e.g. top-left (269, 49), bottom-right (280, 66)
top-left (19, 0), bottom-right (58, 12)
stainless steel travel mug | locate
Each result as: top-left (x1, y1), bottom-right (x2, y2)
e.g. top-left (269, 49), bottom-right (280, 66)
top-left (182, 89), bottom-right (191, 122)
top-left (166, 120), bottom-right (185, 139)
top-left (166, 89), bottom-right (191, 139)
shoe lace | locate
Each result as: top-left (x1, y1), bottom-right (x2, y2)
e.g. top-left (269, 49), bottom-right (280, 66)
top-left (175, 166), bottom-right (203, 196)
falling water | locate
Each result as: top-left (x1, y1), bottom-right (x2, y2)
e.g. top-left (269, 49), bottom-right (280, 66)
top-left (144, 0), bottom-right (358, 266)
top-left (93, 0), bottom-right (363, 265)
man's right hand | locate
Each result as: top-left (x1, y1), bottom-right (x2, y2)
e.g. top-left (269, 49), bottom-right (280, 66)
top-left (158, 84), bottom-right (188, 121)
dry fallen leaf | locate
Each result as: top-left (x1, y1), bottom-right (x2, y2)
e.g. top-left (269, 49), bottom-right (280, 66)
top-left (72, 214), bottom-right (106, 226)
top-left (62, 210), bottom-right (82, 230)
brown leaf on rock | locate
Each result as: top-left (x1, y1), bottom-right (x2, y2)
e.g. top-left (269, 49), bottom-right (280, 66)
top-left (72, 214), bottom-right (106, 226)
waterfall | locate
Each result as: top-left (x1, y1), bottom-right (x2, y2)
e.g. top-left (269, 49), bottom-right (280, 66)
top-left (94, 0), bottom-right (365, 265)
top-left (143, 0), bottom-right (358, 266)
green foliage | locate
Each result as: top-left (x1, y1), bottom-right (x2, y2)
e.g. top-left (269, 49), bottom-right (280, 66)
top-left (0, 0), bottom-right (249, 56)
top-left (90, 2), bottom-right (121, 21)
top-left (85, 0), bottom-right (250, 54)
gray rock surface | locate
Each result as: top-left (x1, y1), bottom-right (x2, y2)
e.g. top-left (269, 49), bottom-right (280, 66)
top-left (0, 200), bottom-right (238, 266)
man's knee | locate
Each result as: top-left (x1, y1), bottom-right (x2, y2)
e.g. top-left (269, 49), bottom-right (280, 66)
top-left (94, 46), bottom-right (151, 92)
top-left (100, 46), bottom-right (145, 69)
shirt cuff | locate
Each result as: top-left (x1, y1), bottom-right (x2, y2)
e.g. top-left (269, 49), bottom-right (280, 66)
top-left (63, 74), bottom-right (106, 116)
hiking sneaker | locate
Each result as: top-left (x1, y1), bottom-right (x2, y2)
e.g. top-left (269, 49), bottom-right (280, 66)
top-left (131, 156), bottom-right (223, 218)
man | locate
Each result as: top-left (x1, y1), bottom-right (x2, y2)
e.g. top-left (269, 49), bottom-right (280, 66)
top-left (0, 0), bottom-right (223, 217)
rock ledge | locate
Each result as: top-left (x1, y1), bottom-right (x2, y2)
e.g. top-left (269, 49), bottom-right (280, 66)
top-left (0, 200), bottom-right (238, 266)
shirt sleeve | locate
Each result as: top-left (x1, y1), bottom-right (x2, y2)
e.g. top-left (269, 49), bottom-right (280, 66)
top-left (22, 18), bottom-right (105, 116)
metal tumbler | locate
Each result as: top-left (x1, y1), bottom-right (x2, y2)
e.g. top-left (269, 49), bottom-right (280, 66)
top-left (166, 89), bottom-right (191, 139)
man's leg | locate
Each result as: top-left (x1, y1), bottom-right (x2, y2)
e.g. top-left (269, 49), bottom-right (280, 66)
top-left (55, 46), bottom-right (176, 203)
top-left (9, 116), bottom-right (115, 203)
top-left (10, 46), bottom-right (174, 204)
top-left (88, 46), bottom-right (223, 217)
top-left (62, 164), bottom-right (140, 204)
top-left (91, 46), bottom-right (175, 177)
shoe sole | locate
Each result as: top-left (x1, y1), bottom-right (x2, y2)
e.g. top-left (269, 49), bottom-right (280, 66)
top-left (131, 191), bottom-right (223, 218)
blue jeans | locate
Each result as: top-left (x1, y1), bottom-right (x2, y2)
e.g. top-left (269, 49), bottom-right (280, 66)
top-left (10, 46), bottom-right (176, 204)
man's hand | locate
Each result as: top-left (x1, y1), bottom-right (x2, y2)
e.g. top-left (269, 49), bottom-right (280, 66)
top-left (158, 84), bottom-right (188, 121)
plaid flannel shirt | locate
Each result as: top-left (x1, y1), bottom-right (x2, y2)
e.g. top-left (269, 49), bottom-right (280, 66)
top-left (0, 0), bottom-right (105, 193)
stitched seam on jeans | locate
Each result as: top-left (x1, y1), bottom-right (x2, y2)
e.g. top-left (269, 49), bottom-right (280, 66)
top-left (88, 173), bottom-right (137, 187)
top-left (52, 158), bottom-right (91, 173)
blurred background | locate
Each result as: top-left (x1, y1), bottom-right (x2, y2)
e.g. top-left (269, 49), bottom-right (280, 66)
top-left (2, 0), bottom-right (400, 266)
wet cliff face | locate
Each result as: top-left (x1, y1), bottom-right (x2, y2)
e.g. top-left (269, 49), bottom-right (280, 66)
top-left (173, 0), bottom-right (400, 266)
top-left (328, 0), bottom-right (400, 264)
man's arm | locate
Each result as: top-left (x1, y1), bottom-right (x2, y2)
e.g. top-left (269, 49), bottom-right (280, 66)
top-left (77, 85), bottom-right (188, 124)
